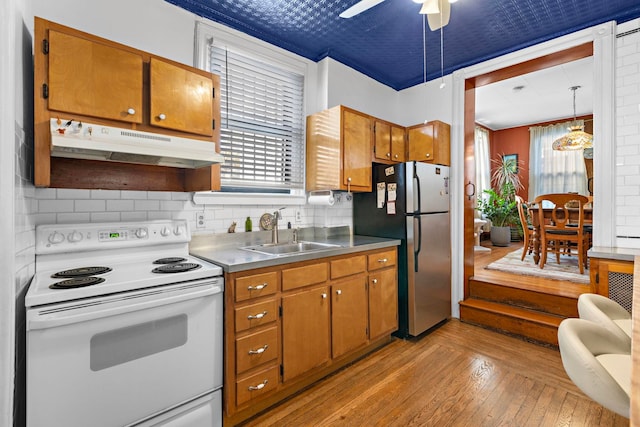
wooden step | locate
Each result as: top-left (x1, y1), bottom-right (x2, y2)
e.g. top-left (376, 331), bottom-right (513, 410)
top-left (459, 299), bottom-right (564, 346)
top-left (468, 277), bottom-right (579, 318)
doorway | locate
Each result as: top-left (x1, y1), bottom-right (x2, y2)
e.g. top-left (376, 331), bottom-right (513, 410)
top-left (449, 21), bottom-right (617, 314)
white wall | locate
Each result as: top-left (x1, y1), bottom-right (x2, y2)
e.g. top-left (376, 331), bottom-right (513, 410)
top-left (615, 19), bottom-right (640, 248)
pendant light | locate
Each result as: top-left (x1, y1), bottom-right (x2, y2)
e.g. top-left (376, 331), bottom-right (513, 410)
top-left (552, 86), bottom-right (593, 151)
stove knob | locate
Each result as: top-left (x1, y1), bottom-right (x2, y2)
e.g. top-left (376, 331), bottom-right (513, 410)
top-left (67, 231), bottom-right (83, 243)
top-left (135, 228), bottom-right (148, 239)
top-left (161, 227), bottom-right (171, 237)
top-left (48, 231), bottom-right (65, 245)
top-left (174, 225), bottom-right (185, 236)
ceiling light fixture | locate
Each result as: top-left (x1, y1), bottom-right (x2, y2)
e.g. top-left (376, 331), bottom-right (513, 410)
top-left (552, 86), bottom-right (593, 151)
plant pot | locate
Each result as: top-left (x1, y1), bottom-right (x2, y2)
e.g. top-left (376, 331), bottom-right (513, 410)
top-left (490, 226), bottom-right (511, 247)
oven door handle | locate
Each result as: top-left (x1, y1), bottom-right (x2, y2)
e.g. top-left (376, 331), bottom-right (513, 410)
top-left (27, 283), bottom-right (221, 331)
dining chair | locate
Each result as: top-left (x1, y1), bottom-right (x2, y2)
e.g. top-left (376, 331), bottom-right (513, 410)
top-left (533, 193), bottom-right (591, 274)
top-left (515, 196), bottom-right (534, 261)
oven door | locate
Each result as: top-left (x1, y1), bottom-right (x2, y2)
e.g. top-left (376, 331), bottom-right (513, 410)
top-left (26, 278), bottom-right (223, 427)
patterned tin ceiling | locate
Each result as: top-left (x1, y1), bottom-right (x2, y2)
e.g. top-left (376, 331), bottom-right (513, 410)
top-left (165, 0), bottom-right (640, 90)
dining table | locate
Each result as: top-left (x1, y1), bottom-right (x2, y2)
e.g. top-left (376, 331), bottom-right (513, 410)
top-left (526, 203), bottom-right (593, 264)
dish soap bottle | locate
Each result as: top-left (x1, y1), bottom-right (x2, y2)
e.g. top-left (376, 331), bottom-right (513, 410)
top-left (245, 216), bottom-right (252, 232)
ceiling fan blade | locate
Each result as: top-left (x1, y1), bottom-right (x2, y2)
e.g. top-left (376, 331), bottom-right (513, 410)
top-left (426, 0), bottom-right (451, 30)
top-left (339, 0), bottom-right (386, 18)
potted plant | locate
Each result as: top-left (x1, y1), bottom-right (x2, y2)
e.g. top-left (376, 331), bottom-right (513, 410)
top-left (476, 188), bottom-right (518, 246)
top-left (491, 154), bottom-right (524, 241)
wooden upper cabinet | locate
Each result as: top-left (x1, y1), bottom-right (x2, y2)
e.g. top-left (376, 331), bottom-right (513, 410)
top-left (34, 17), bottom-right (220, 191)
top-left (406, 120), bottom-right (451, 166)
top-left (373, 119), bottom-right (406, 163)
top-left (306, 105), bottom-right (372, 192)
top-left (150, 58), bottom-right (213, 136)
top-left (48, 30), bottom-right (143, 123)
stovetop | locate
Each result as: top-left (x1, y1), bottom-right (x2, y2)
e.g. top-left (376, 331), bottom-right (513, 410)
top-left (27, 220), bottom-right (223, 308)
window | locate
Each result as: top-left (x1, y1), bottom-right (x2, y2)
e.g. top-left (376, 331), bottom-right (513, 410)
top-left (528, 120), bottom-right (588, 199)
top-left (201, 27), bottom-right (305, 193)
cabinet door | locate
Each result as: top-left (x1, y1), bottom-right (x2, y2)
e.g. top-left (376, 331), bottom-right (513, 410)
top-left (150, 58), bottom-right (214, 136)
top-left (281, 286), bottom-right (330, 382)
top-left (48, 30), bottom-right (143, 123)
top-left (332, 277), bottom-right (368, 358)
top-left (391, 125), bottom-right (406, 162)
top-left (373, 120), bottom-right (392, 162)
top-left (407, 123), bottom-right (434, 163)
top-left (369, 269), bottom-right (398, 339)
top-left (342, 109), bottom-right (372, 191)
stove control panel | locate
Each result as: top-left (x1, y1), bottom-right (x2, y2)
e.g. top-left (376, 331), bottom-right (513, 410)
top-left (36, 220), bottom-right (191, 254)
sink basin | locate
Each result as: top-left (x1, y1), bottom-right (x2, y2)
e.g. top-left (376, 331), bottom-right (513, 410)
top-left (240, 241), bottom-right (341, 256)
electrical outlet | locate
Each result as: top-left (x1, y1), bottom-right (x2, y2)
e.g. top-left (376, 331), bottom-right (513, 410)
top-left (196, 212), bottom-right (205, 228)
top-left (295, 209), bottom-right (302, 223)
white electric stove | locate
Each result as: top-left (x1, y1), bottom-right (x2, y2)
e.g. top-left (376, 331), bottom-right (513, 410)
top-left (26, 220), bottom-right (224, 427)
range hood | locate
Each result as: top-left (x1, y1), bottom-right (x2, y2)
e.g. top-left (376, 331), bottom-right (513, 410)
top-left (49, 118), bottom-right (225, 169)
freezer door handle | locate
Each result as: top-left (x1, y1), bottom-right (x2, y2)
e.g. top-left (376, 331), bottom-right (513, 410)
top-left (414, 215), bottom-right (422, 272)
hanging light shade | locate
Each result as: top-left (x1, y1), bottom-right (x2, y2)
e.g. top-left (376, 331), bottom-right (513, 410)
top-left (552, 86), bottom-right (593, 151)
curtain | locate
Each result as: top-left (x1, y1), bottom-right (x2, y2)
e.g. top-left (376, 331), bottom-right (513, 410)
top-left (528, 120), bottom-right (588, 200)
top-left (474, 126), bottom-right (491, 214)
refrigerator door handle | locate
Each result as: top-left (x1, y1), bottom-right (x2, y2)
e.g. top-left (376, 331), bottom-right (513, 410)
top-left (413, 162), bottom-right (421, 214)
top-left (414, 215), bottom-right (421, 272)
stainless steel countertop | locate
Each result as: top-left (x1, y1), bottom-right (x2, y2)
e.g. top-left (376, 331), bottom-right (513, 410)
top-left (189, 228), bottom-right (400, 273)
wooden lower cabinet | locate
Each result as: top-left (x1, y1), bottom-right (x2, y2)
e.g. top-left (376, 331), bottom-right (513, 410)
top-left (282, 285), bottom-right (331, 381)
top-left (223, 247), bottom-right (398, 425)
top-left (590, 257), bottom-right (634, 312)
top-left (332, 276), bottom-right (369, 358)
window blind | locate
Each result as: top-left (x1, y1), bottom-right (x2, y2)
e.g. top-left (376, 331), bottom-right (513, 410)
top-left (209, 44), bottom-right (305, 190)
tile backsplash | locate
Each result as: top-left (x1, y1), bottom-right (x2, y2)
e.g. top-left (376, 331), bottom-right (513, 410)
top-left (33, 188), bottom-right (353, 235)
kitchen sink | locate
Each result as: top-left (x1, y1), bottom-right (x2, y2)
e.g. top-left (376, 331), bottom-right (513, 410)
top-left (240, 241), bottom-right (341, 256)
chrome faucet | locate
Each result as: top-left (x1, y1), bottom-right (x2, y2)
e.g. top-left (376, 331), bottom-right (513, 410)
top-left (271, 207), bottom-right (285, 244)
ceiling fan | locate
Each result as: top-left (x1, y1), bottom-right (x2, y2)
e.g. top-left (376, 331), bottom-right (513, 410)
top-left (339, 0), bottom-right (456, 31)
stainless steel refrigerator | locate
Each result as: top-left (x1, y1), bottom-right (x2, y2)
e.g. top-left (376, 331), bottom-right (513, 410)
top-left (353, 161), bottom-right (451, 337)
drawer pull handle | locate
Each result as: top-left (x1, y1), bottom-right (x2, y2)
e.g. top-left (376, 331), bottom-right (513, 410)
top-left (336, 289), bottom-right (342, 295)
top-left (127, 108), bottom-right (136, 115)
top-left (321, 293), bottom-right (327, 299)
top-left (378, 258), bottom-right (388, 263)
top-left (372, 279), bottom-right (378, 284)
top-left (248, 380), bottom-right (268, 391)
top-left (247, 311), bottom-right (268, 320)
top-left (248, 283), bottom-right (267, 291)
top-left (248, 344), bottom-right (269, 355)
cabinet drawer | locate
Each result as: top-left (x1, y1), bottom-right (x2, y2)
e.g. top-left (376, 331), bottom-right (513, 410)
top-left (235, 299), bottom-right (278, 333)
top-left (235, 272), bottom-right (278, 302)
top-left (282, 262), bottom-right (328, 291)
top-left (368, 249), bottom-right (397, 271)
top-left (236, 327), bottom-right (278, 374)
top-left (331, 255), bottom-right (366, 279)
top-left (236, 365), bottom-right (279, 406)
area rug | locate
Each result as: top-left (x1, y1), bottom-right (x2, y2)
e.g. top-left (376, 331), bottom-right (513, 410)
top-left (485, 249), bottom-right (590, 284)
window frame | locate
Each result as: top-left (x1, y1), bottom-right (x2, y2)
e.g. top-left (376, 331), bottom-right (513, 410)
top-left (193, 21), bottom-right (309, 205)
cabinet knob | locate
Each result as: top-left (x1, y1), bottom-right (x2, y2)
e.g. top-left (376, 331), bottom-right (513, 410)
top-left (394, 154), bottom-right (399, 159)
top-left (372, 279), bottom-right (378, 284)
top-left (386, 152), bottom-right (391, 158)
top-left (321, 293), bottom-right (327, 299)
top-left (336, 289), bottom-right (342, 295)
top-left (378, 258), bottom-right (388, 263)
top-left (248, 380), bottom-right (268, 391)
top-left (127, 108), bottom-right (136, 115)
top-left (158, 113), bottom-right (166, 120)
top-left (425, 153), bottom-right (431, 158)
